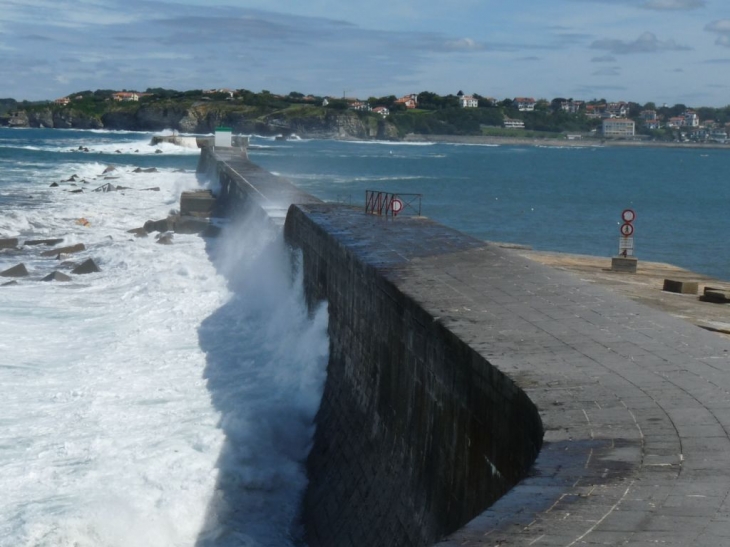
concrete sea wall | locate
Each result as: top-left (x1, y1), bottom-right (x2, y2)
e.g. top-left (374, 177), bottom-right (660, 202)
top-left (198, 146), bottom-right (543, 546)
top-left (284, 206), bottom-right (543, 547)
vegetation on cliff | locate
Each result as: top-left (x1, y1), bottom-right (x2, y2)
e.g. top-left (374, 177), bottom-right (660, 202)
top-left (3, 88), bottom-right (730, 143)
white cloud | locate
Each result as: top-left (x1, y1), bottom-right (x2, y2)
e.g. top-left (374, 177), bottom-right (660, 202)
top-left (591, 31), bottom-right (691, 54)
top-left (705, 19), bottom-right (730, 48)
top-left (443, 38), bottom-right (485, 51)
top-left (593, 67), bottom-right (621, 76)
top-left (641, 0), bottom-right (705, 9)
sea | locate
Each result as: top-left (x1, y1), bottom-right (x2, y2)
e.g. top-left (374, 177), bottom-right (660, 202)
top-left (0, 128), bottom-right (728, 546)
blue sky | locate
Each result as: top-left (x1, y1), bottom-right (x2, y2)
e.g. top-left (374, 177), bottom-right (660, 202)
top-left (2, 0), bottom-right (730, 106)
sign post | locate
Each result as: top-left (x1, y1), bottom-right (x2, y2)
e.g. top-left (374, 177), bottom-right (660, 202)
top-left (612, 209), bottom-right (638, 272)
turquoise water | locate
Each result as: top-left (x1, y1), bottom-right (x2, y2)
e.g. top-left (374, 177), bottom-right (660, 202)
top-left (249, 139), bottom-right (730, 281)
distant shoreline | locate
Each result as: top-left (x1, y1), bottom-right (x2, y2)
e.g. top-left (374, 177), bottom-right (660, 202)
top-left (400, 134), bottom-right (730, 150)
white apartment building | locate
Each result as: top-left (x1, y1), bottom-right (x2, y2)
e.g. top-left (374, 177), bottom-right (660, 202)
top-left (602, 118), bottom-right (635, 137)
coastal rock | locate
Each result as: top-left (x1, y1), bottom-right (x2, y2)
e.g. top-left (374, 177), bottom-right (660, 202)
top-left (156, 233), bottom-right (173, 245)
top-left (1, 263), bottom-right (29, 277)
top-left (43, 271), bottom-right (72, 282)
top-left (41, 243), bottom-right (85, 257)
top-left (8, 111), bottom-right (30, 127)
top-left (63, 175), bottom-right (79, 182)
top-left (49, 182), bottom-right (59, 187)
top-left (1, 280), bottom-right (19, 286)
top-left (127, 227), bottom-right (148, 238)
top-left (133, 167), bottom-right (159, 173)
top-left (71, 259), bottom-right (101, 274)
top-left (0, 238), bottom-right (19, 249)
top-left (102, 165), bottom-right (116, 174)
top-left (93, 182), bottom-right (117, 193)
top-left (68, 189), bottom-right (83, 194)
top-left (25, 238), bottom-right (64, 246)
top-left (144, 218), bottom-right (171, 233)
top-left (174, 216), bottom-right (210, 235)
top-left (141, 187), bottom-right (161, 191)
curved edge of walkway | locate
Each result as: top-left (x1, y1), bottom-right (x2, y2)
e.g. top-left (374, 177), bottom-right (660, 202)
top-left (421, 245), bottom-right (730, 547)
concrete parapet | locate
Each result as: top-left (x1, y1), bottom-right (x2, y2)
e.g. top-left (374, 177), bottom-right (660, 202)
top-left (285, 205), bottom-right (543, 547)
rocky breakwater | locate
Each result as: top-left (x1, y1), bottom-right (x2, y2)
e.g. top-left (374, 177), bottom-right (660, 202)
top-left (1, 163), bottom-right (219, 287)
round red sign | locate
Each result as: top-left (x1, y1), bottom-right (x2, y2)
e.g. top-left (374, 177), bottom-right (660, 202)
top-left (622, 209), bottom-right (636, 223)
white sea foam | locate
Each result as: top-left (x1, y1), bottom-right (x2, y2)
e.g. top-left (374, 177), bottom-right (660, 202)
top-left (0, 144), bottom-right (329, 546)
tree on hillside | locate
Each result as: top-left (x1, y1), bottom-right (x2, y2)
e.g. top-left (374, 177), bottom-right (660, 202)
top-left (550, 98), bottom-right (568, 111)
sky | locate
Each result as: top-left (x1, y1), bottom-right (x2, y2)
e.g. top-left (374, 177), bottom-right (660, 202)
top-left (1, 0), bottom-right (730, 107)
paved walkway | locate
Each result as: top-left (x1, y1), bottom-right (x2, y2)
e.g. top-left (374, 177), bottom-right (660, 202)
top-left (293, 206), bottom-right (730, 547)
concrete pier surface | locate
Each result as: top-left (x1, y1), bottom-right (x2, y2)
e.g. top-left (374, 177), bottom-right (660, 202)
top-left (201, 148), bottom-right (730, 546)
top-left (293, 208), bottom-right (730, 547)
top-left (512, 249), bottom-right (730, 338)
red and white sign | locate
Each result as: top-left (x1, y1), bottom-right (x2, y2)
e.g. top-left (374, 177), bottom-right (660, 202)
top-left (620, 223), bottom-right (634, 236)
top-left (391, 198), bottom-right (403, 215)
top-left (621, 209), bottom-right (636, 223)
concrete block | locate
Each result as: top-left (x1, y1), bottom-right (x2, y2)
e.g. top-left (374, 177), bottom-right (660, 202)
top-left (0, 238), bottom-right (19, 249)
top-left (24, 238), bottom-right (63, 246)
top-left (1, 263), bottom-right (29, 277)
top-left (71, 258), bottom-right (101, 274)
top-left (40, 243), bottom-right (85, 257)
top-left (180, 190), bottom-right (216, 218)
top-left (611, 256), bottom-right (638, 273)
top-left (662, 279), bottom-right (698, 295)
top-left (701, 288), bottom-right (730, 304)
top-left (43, 271), bottom-right (72, 282)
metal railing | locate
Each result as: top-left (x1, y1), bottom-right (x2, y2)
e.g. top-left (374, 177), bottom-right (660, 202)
top-left (365, 190), bottom-right (422, 218)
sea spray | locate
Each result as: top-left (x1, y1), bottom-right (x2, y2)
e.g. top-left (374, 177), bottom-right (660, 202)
top-left (0, 128), bottom-right (329, 547)
top-left (196, 211), bottom-right (329, 546)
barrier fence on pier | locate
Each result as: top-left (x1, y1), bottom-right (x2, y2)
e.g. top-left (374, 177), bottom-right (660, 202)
top-left (365, 190), bottom-right (422, 218)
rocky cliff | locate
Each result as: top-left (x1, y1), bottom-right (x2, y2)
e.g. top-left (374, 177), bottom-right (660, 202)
top-left (1, 103), bottom-right (400, 140)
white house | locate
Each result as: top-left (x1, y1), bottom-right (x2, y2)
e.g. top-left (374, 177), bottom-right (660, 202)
top-left (459, 95), bottom-right (479, 108)
top-left (373, 106), bottom-right (390, 117)
top-left (514, 97), bottom-right (536, 111)
top-left (112, 92), bottom-right (140, 102)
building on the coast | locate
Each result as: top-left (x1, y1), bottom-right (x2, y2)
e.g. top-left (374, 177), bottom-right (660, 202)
top-left (348, 101), bottom-right (371, 112)
top-left (112, 92), bottom-right (141, 102)
top-left (372, 106), bottom-right (390, 117)
top-left (602, 118), bottom-right (635, 137)
top-left (514, 97), bottom-right (536, 111)
top-left (667, 116), bottom-right (684, 128)
top-left (560, 100), bottom-right (584, 114)
top-left (204, 88), bottom-right (236, 98)
top-left (455, 90), bottom-right (478, 107)
top-left (459, 95), bottom-right (479, 108)
top-left (395, 94), bottom-right (418, 109)
top-left (54, 97), bottom-right (70, 106)
top-left (641, 110), bottom-right (660, 130)
top-left (504, 118), bottom-right (525, 129)
top-left (605, 102), bottom-right (629, 118)
top-left (683, 110), bottom-right (700, 127)
top-left (585, 104), bottom-right (606, 119)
